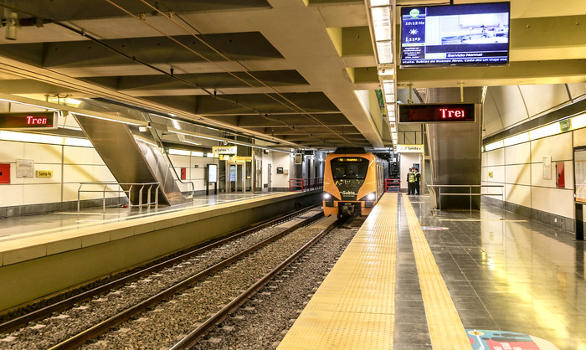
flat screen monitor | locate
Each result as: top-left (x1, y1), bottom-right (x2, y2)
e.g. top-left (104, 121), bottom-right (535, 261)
top-left (400, 2), bottom-right (510, 66)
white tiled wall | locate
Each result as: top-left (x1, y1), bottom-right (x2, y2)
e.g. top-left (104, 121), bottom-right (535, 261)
top-left (482, 131), bottom-right (578, 219)
top-left (0, 140), bottom-right (118, 207)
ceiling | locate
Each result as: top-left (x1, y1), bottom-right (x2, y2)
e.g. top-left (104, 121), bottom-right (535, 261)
top-left (0, 0), bottom-right (383, 149)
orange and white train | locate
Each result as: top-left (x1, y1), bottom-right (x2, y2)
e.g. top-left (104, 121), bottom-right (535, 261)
top-left (322, 148), bottom-right (385, 218)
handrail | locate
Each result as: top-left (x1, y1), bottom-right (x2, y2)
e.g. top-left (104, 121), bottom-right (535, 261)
top-left (77, 182), bottom-right (160, 212)
top-left (427, 184), bottom-right (505, 211)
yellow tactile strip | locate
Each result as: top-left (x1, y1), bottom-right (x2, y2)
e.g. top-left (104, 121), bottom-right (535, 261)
top-left (278, 193), bottom-right (398, 350)
top-left (402, 194), bottom-right (472, 350)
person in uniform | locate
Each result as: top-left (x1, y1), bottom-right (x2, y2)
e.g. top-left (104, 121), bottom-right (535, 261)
top-left (407, 168), bottom-right (416, 195)
top-left (414, 168), bottom-right (421, 195)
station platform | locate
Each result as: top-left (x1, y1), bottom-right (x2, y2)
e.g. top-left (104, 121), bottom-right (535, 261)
top-left (279, 193), bottom-right (586, 350)
top-left (0, 190), bottom-right (320, 313)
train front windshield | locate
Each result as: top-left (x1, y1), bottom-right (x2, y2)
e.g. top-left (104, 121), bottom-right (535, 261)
top-left (331, 157), bottom-right (369, 199)
top-left (331, 158), bottom-right (369, 180)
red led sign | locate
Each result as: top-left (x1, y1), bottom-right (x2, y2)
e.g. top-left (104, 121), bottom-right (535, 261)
top-left (0, 112), bottom-right (57, 130)
top-left (399, 104), bottom-right (476, 123)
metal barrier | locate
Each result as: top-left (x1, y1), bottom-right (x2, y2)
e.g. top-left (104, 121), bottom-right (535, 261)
top-left (288, 178), bottom-right (305, 192)
top-left (427, 184), bottom-right (504, 211)
top-left (288, 178), bottom-right (323, 192)
top-left (77, 182), bottom-right (160, 212)
top-left (385, 178), bottom-right (401, 192)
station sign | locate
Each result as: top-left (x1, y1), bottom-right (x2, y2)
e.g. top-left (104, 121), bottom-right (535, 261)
top-left (399, 104), bottom-right (476, 123)
top-left (0, 112), bottom-right (57, 130)
top-left (35, 170), bottom-right (53, 178)
top-left (396, 144), bottom-right (424, 153)
top-left (212, 145), bottom-right (237, 155)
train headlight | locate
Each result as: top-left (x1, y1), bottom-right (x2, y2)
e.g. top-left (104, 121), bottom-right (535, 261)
top-left (323, 193), bottom-right (331, 200)
top-left (366, 192), bottom-right (376, 201)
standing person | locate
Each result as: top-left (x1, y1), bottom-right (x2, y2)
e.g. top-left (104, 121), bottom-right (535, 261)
top-left (407, 168), bottom-right (415, 195)
top-left (414, 168), bottom-right (421, 195)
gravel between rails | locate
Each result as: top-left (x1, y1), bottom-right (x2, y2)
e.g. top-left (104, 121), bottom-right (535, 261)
top-left (191, 219), bottom-right (361, 350)
top-left (0, 209), bottom-right (321, 350)
top-left (79, 216), bottom-right (335, 350)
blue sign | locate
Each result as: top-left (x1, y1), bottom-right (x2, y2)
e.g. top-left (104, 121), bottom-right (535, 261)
top-left (467, 329), bottom-right (559, 350)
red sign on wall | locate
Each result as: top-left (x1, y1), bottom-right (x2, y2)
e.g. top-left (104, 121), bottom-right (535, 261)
top-left (556, 161), bottom-right (565, 188)
top-left (181, 168), bottom-right (187, 180)
top-left (0, 164), bottom-right (10, 184)
top-left (399, 103), bottom-right (476, 123)
top-left (0, 112), bottom-right (57, 130)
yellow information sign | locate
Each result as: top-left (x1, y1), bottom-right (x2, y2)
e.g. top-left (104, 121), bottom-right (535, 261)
top-left (35, 170), bottom-right (53, 178)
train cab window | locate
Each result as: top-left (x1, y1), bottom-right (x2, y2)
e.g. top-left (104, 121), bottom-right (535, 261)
top-left (331, 158), bottom-right (369, 180)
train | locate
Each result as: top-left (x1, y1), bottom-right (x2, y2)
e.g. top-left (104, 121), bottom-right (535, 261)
top-left (322, 148), bottom-right (385, 218)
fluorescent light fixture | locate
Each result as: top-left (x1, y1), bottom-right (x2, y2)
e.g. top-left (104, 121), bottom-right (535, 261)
top-left (65, 137), bottom-right (92, 147)
top-left (529, 122), bottom-right (561, 140)
top-left (571, 113), bottom-right (586, 130)
top-left (376, 41), bottom-right (393, 64)
top-left (171, 119), bottom-right (181, 130)
top-left (191, 151), bottom-right (204, 157)
top-left (370, 0), bottom-right (390, 6)
top-left (385, 94), bottom-right (395, 104)
top-left (206, 153), bottom-right (215, 158)
top-left (0, 130), bottom-right (63, 144)
top-left (169, 148), bottom-right (190, 156)
top-left (485, 140), bottom-right (504, 151)
top-left (503, 132), bottom-right (529, 146)
top-left (382, 80), bottom-right (394, 93)
top-left (370, 7), bottom-right (391, 42)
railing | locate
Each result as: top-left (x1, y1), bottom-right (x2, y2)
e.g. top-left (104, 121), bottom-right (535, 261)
top-left (385, 178), bottom-right (401, 192)
top-left (427, 184), bottom-right (504, 211)
top-left (288, 178), bottom-right (323, 192)
top-left (77, 182), bottom-right (160, 212)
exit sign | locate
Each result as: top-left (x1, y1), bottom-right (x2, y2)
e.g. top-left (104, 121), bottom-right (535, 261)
top-left (0, 112), bottom-right (57, 130)
top-left (399, 104), bottom-right (476, 123)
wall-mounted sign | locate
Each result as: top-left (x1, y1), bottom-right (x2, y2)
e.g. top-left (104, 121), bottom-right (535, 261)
top-left (276, 167), bottom-right (284, 174)
top-left (399, 104), bottom-right (476, 123)
top-left (543, 156), bottom-right (552, 180)
top-left (212, 146), bottom-right (237, 155)
top-left (35, 170), bottom-right (53, 178)
top-left (556, 161), bottom-right (565, 188)
top-left (16, 159), bottom-right (34, 178)
top-left (0, 112), bottom-right (57, 130)
top-left (294, 153), bottom-right (303, 164)
top-left (180, 167), bottom-right (187, 180)
top-left (207, 164), bottom-right (217, 183)
top-left (0, 164), bottom-right (10, 184)
top-left (396, 144), bottom-right (424, 153)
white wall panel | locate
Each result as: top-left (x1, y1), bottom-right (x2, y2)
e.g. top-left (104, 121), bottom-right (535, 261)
top-left (531, 132), bottom-right (572, 162)
top-left (486, 148), bottom-right (505, 166)
top-left (0, 141), bottom-right (24, 161)
top-left (505, 164), bottom-right (531, 185)
top-left (271, 152), bottom-right (291, 188)
top-left (23, 184), bottom-right (61, 205)
top-left (532, 187), bottom-right (574, 218)
top-left (23, 143), bottom-right (62, 164)
top-left (564, 160), bottom-right (574, 190)
top-left (0, 185), bottom-right (23, 206)
top-left (504, 142), bottom-right (531, 165)
top-left (63, 164), bottom-right (110, 183)
top-left (490, 86), bottom-right (528, 128)
top-left (482, 166), bottom-right (505, 183)
top-left (505, 184), bottom-right (531, 207)
top-left (531, 163), bottom-right (555, 188)
top-left (574, 128), bottom-right (586, 147)
top-left (63, 147), bottom-right (103, 165)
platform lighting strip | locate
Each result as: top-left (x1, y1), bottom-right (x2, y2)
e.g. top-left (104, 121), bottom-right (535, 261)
top-left (168, 148), bottom-right (211, 157)
top-left (0, 130), bottom-right (92, 147)
top-left (367, 0), bottom-right (398, 144)
top-left (483, 112), bottom-right (586, 152)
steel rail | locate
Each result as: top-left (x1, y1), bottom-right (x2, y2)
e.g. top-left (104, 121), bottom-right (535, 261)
top-left (47, 210), bottom-right (324, 350)
top-left (0, 206), bottom-right (317, 334)
top-left (169, 218), bottom-right (341, 350)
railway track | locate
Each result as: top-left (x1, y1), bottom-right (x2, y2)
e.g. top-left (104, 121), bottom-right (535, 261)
top-left (169, 217), bottom-right (342, 350)
top-left (0, 206), bottom-right (323, 350)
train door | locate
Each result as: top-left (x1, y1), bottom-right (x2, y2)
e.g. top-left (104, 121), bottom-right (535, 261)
top-left (236, 164), bottom-right (243, 191)
top-left (218, 160), bottom-right (226, 192)
top-left (229, 164), bottom-right (236, 192)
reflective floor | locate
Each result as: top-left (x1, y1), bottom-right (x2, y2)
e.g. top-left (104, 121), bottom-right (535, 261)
top-left (0, 192), bottom-right (277, 242)
top-left (397, 195), bottom-right (586, 350)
